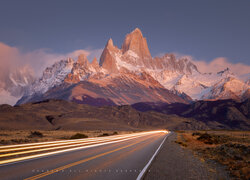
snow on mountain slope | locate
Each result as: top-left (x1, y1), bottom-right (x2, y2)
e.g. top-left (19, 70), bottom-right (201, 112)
top-left (16, 28), bottom-right (250, 105)
top-left (109, 52), bottom-right (248, 101)
top-left (171, 68), bottom-right (249, 100)
top-left (26, 58), bottom-right (74, 96)
top-left (98, 28), bottom-right (249, 101)
top-left (64, 54), bottom-right (103, 83)
top-left (201, 76), bottom-right (250, 101)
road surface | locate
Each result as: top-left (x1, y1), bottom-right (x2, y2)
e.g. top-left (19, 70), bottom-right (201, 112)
top-left (0, 131), bottom-right (168, 180)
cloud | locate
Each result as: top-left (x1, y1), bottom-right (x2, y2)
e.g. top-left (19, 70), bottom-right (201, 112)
top-left (1, 42), bottom-right (249, 78)
top-left (0, 42), bottom-right (102, 77)
top-left (0, 42), bottom-right (20, 68)
top-left (192, 57), bottom-right (250, 76)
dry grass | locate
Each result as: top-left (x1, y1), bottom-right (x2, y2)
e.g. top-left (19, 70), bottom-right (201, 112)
top-left (175, 130), bottom-right (250, 180)
top-left (174, 132), bottom-right (187, 147)
top-left (0, 130), bottom-right (136, 145)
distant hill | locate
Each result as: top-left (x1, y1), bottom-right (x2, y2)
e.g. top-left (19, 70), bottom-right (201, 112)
top-left (0, 99), bottom-right (207, 131)
top-left (1, 99), bottom-right (249, 131)
top-left (132, 98), bottom-right (250, 130)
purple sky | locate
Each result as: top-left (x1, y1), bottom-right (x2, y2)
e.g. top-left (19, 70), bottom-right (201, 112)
top-left (0, 0), bottom-right (250, 65)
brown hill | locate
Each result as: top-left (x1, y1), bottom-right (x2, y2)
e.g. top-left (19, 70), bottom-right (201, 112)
top-left (0, 99), bottom-right (207, 131)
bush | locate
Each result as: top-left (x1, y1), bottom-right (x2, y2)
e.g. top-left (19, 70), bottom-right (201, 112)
top-left (0, 140), bottom-right (8, 145)
top-left (70, 133), bottom-right (88, 139)
top-left (28, 131), bottom-right (43, 138)
top-left (197, 133), bottom-right (211, 139)
top-left (11, 139), bottom-right (30, 143)
top-left (175, 141), bottom-right (187, 147)
top-left (197, 133), bottom-right (228, 144)
top-left (98, 133), bottom-right (110, 137)
top-left (113, 131), bottom-right (118, 135)
top-left (192, 132), bottom-right (202, 136)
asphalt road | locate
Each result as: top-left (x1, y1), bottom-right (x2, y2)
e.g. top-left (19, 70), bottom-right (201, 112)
top-left (0, 131), bottom-right (167, 180)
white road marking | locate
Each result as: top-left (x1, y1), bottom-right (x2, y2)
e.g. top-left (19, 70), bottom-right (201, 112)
top-left (136, 131), bottom-right (171, 180)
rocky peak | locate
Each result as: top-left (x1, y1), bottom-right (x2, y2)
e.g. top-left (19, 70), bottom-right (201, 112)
top-left (121, 28), bottom-right (151, 59)
top-left (64, 54), bottom-right (97, 84)
top-left (103, 38), bottom-right (118, 52)
top-left (178, 57), bottom-right (199, 74)
top-left (154, 54), bottom-right (199, 74)
top-left (76, 54), bottom-right (90, 67)
top-left (99, 39), bottom-right (119, 73)
top-left (67, 57), bottom-right (74, 64)
top-left (91, 57), bottom-right (100, 71)
top-left (107, 38), bottom-right (114, 47)
top-left (217, 67), bottom-right (233, 76)
top-left (91, 57), bottom-right (99, 67)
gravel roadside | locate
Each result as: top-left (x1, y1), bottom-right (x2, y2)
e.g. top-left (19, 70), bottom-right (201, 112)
top-left (144, 132), bottom-right (230, 180)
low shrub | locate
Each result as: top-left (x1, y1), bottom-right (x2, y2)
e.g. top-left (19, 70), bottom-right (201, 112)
top-left (28, 131), bottom-right (43, 138)
top-left (0, 140), bottom-right (8, 144)
top-left (70, 133), bottom-right (88, 139)
top-left (98, 133), bottom-right (110, 137)
top-left (175, 141), bottom-right (187, 147)
top-left (197, 133), bottom-right (228, 144)
top-left (192, 132), bottom-right (202, 136)
top-left (11, 139), bottom-right (30, 143)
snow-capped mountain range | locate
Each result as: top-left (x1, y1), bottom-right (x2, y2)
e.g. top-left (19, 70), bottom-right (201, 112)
top-left (4, 28), bottom-right (250, 105)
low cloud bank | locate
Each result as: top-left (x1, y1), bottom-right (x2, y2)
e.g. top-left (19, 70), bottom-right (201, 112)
top-left (0, 42), bottom-right (249, 78)
top-left (192, 57), bottom-right (250, 76)
top-left (0, 42), bottom-right (102, 77)
top-left (171, 52), bottom-right (250, 76)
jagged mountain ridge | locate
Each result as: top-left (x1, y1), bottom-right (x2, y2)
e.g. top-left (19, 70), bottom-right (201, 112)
top-left (96, 28), bottom-right (249, 101)
top-left (16, 28), bottom-right (249, 105)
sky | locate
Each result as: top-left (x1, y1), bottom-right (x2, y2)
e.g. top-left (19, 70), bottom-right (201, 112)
top-left (0, 0), bottom-right (249, 76)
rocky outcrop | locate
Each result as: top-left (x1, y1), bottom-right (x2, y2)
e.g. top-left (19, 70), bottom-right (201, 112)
top-left (121, 28), bottom-right (151, 59)
top-left (99, 39), bottom-right (119, 73)
top-left (91, 57), bottom-right (100, 70)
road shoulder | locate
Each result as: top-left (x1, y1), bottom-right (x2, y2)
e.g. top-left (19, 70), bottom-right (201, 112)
top-left (144, 132), bottom-right (230, 180)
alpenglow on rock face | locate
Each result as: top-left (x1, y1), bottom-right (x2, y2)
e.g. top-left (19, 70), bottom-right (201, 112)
top-left (16, 28), bottom-right (250, 106)
top-left (121, 28), bottom-right (151, 59)
top-left (99, 38), bottom-right (120, 73)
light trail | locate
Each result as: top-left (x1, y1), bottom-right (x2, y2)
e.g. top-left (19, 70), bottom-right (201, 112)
top-left (0, 132), bottom-right (153, 158)
top-left (0, 130), bottom-right (168, 152)
top-left (0, 130), bottom-right (168, 165)
top-left (0, 132), bottom-right (140, 150)
top-left (0, 132), bottom-right (144, 153)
